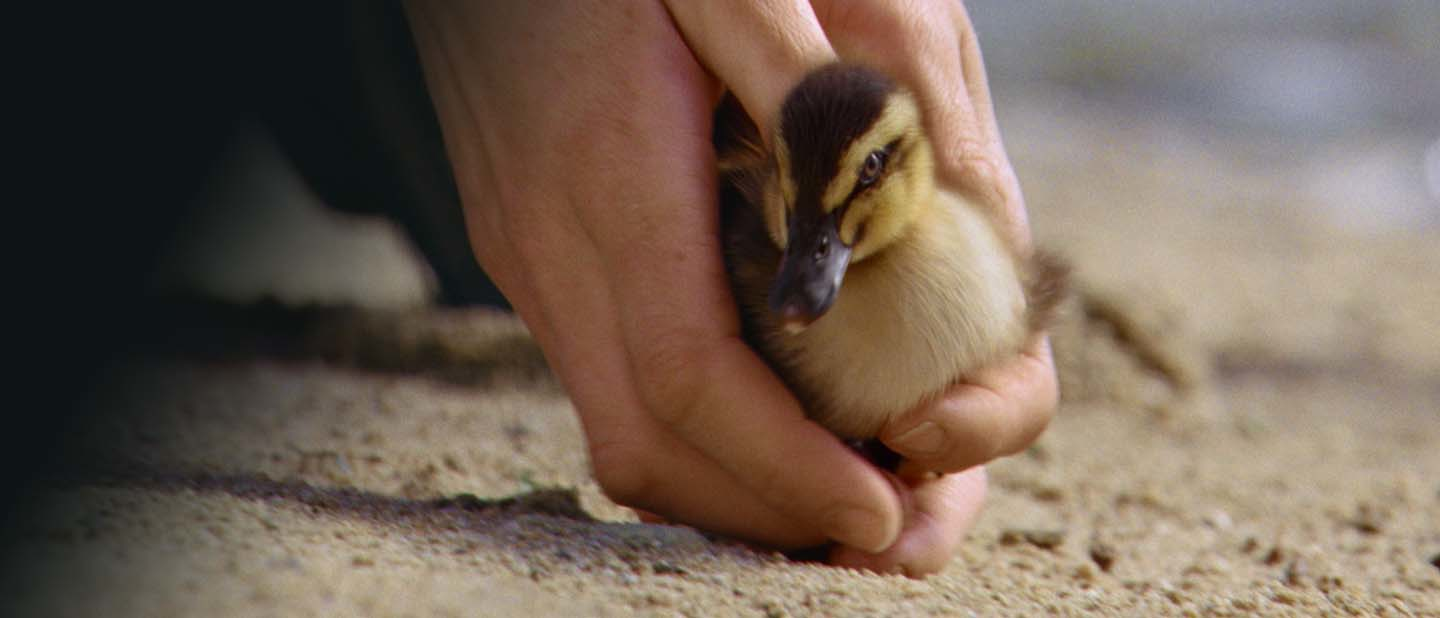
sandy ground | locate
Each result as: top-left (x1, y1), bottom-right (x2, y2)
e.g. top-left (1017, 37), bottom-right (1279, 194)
top-left (5, 86), bottom-right (1440, 616)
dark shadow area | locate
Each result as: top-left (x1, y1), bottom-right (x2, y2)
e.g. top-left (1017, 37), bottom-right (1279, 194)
top-left (13, 0), bottom-right (509, 536)
top-left (7, 466), bottom-right (742, 583)
top-left (61, 467), bottom-right (594, 526)
top-left (126, 297), bottom-right (552, 388)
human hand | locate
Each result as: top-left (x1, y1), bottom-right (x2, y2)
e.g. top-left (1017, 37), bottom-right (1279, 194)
top-left (666, 0), bottom-right (1059, 575)
top-left (404, 1), bottom-right (902, 556)
top-left (406, 0), bottom-right (1057, 577)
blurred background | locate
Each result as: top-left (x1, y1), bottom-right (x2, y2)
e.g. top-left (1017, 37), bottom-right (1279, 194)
top-left (152, 1), bottom-right (1440, 309)
top-left (975, 1), bottom-right (1440, 232)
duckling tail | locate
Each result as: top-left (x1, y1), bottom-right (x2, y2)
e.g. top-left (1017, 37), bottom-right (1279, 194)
top-left (1024, 250), bottom-right (1071, 332)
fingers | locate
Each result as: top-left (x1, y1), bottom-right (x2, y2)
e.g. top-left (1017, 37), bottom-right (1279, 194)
top-left (578, 103), bottom-right (904, 553)
top-left (540, 311), bottom-right (823, 548)
top-left (946, 2), bottom-right (1032, 252)
top-left (485, 179), bottom-right (832, 548)
top-left (413, 0), bottom-right (1028, 562)
top-left (526, 2), bottom-right (904, 554)
top-left (881, 337), bottom-right (1059, 473)
top-left (410, 0), bottom-right (913, 558)
top-left (491, 201), bottom-right (837, 550)
top-left (830, 466), bottom-right (988, 577)
top-left (633, 337), bottom-right (904, 552)
top-left (591, 145), bottom-right (904, 551)
top-left (662, 0), bottom-right (836, 136)
top-left (543, 274), bottom-right (889, 550)
top-left (948, 1), bottom-right (1000, 146)
top-left (585, 415), bottom-right (828, 548)
top-left (510, 254), bottom-right (831, 549)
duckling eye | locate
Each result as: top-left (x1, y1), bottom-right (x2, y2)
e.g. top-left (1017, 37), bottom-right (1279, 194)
top-left (858, 150), bottom-right (887, 187)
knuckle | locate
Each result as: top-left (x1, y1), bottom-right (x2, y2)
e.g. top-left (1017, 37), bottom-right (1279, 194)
top-left (951, 393), bottom-right (1011, 467)
top-left (826, 1), bottom-right (887, 33)
top-left (629, 338), bottom-right (709, 430)
top-left (954, 149), bottom-right (1003, 187)
top-left (947, 150), bottom-right (1024, 218)
top-left (865, 2), bottom-right (908, 33)
top-left (962, 390), bottom-right (1010, 458)
top-left (587, 439), bottom-right (655, 508)
top-left (1016, 387), bottom-right (1059, 451)
top-left (746, 462), bottom-right (793, 513)
top-left (827, 1), bottom-right (921, 53)
top-left (912, 391), bottom-right (1006, 473)
top-left (898, 388), bottom-right (1002, 469)
top-left (973, 415), bottom-right (1011, 462)
top-left (1018, 355), bottom-right (1060, 435)
top-left (501, 223), bottom-right (566, 276)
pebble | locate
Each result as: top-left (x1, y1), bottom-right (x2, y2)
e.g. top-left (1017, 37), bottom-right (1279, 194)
top-left (652, 561), bottom-right (687, 576)
top-left (1088, 541), bottom-right (1117, 572)
top-left (1347, 502), bottom-right (1386, 534)
top-left (1000, 528), bottom-right (1065, 550)
top-left (1202, 509), bottom-right (1232, 530)
top-left (1283, 559), bottom-right (1307, 587)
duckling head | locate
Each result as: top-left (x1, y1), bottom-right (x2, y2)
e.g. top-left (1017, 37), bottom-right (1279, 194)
top-left (764, 64), bottom-right (936, 331)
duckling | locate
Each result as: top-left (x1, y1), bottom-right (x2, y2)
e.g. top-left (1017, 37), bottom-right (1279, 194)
top-left (719, 63), bottom-right (1067, 442)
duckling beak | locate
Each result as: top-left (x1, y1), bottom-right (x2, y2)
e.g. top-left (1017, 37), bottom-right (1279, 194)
top-left (768, 213), bottom-right (853, 333)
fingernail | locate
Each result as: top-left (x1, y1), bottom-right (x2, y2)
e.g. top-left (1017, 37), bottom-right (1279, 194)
top-left (889, 421), bottom-right (945, 457)
top-left (825, 506), bottom-right (890, 553)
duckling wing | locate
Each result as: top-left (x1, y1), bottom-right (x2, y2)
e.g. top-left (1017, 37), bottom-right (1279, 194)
top-left (713, 96), bottom-right (794, 391)
top-left (714, 91), bottom-right (776, 335)
top-left (718, 164), bottom-right (780, 358)
top-left (713, 93), bottom-right (766, 173)
top-left (721, 187), bottom-right (779, 333)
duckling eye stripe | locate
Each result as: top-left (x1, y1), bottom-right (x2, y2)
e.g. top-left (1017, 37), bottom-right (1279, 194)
top-left (821, 95), bottom-right (918, 209)
top-left (840, 140), bottom-right (903, 204)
